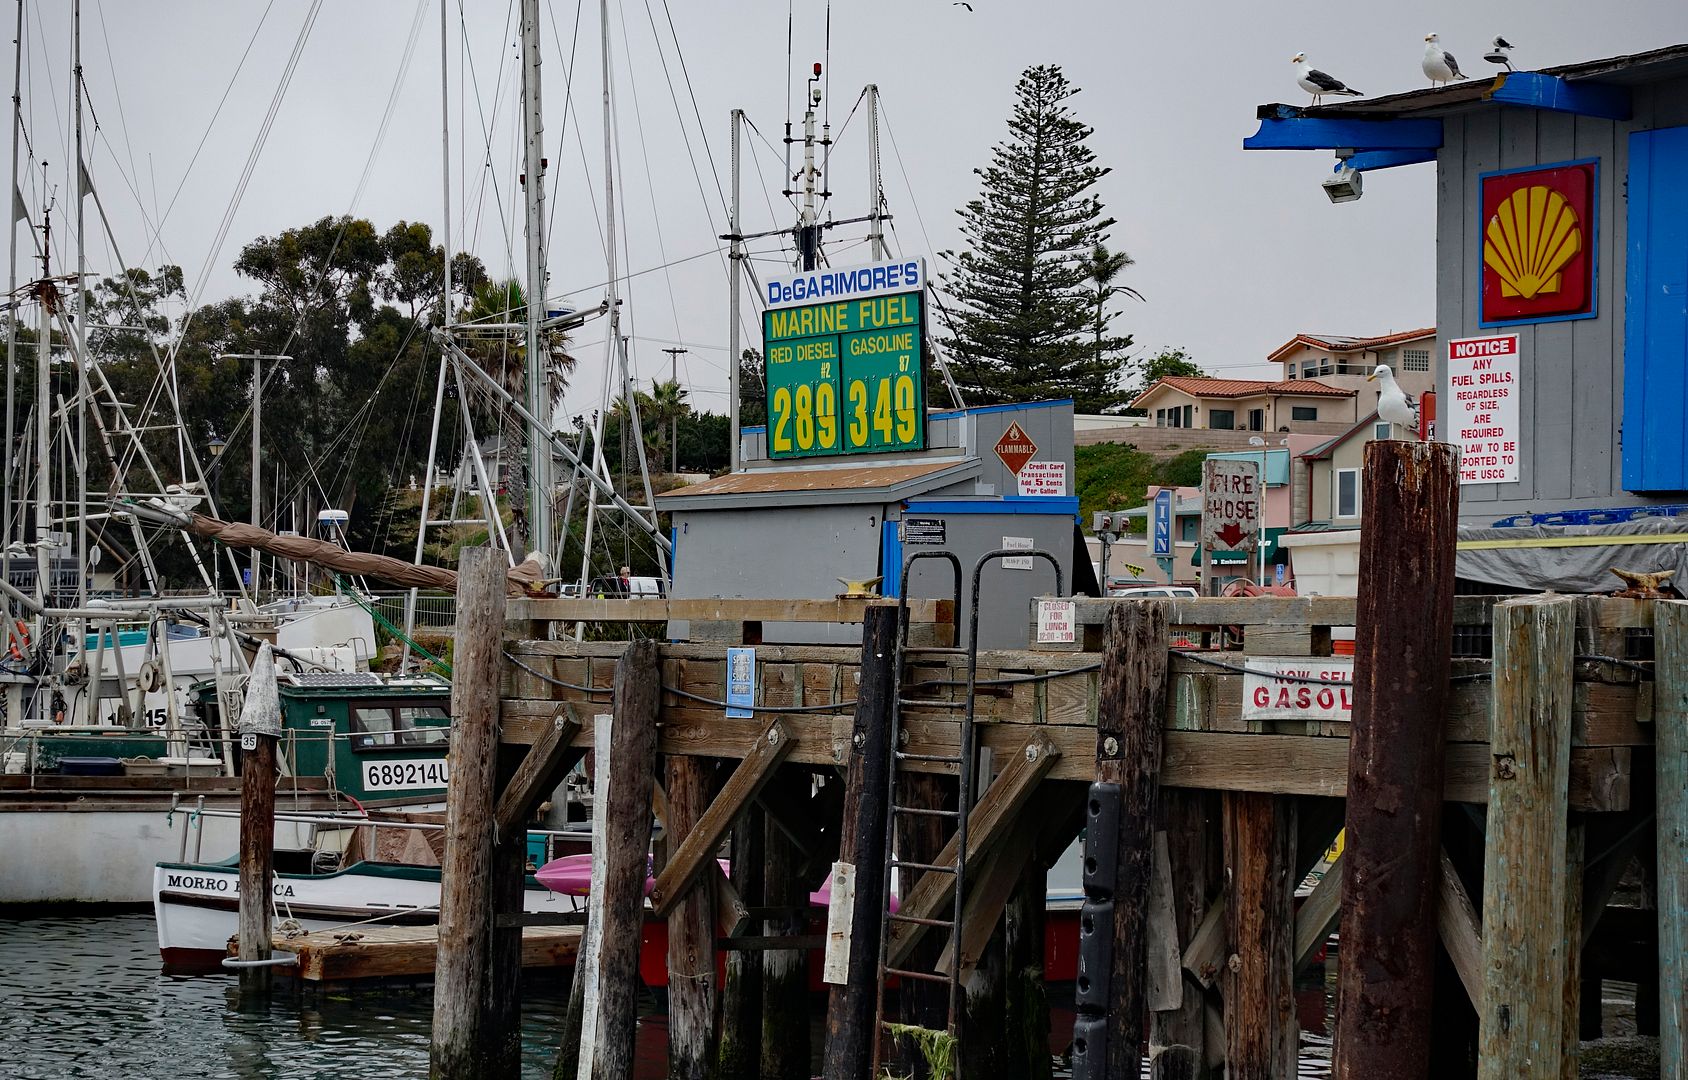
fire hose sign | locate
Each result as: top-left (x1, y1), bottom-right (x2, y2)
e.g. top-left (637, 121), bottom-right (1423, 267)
top-left (1200, 459), bottom-right (1259, 552)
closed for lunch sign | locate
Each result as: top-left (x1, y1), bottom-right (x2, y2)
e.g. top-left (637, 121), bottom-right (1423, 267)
top-left (1447, 333), bottom-right (1520, 485)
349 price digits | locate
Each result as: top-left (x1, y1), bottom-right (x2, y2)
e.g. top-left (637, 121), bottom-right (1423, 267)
top-left (846, 374), bottom-right (918, 449)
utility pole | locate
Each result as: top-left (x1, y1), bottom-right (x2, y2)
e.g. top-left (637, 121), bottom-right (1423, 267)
top-left (519, 0), bottom-right (551, 563)
top-left (727, 109), bottom-right (743, 473)
top-left (661, 347), bottom-right (686, 474)
top-left (217, 353), bottom-right (291, 593)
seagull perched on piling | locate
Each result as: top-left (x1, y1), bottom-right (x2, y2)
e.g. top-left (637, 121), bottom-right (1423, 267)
top-left (1484, 36), bottom-right (1515, 70)
top-left (1368, 365), bottom-right (1417, 439)
top-left (1292, 53), bottom-right (1362, 105)
top-left (1423, 33), bottom-right (1466, 86)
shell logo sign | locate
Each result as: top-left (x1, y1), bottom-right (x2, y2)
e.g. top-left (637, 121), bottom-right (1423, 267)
top-left (1479, 160), bottom-right (1597, 326)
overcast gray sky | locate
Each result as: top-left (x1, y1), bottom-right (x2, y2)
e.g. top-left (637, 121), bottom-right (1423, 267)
top-left (9, 0), bottom-right (1685, 422)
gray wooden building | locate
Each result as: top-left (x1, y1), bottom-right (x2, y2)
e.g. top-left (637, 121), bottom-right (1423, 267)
top-left (657, 399), bottom-right (1088, 648)
top-left (1246, 43), bottom-right (1688, 527)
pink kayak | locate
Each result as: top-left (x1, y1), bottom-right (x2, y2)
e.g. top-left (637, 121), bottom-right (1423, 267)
top-left (535, 853), bottom-right (897, 910)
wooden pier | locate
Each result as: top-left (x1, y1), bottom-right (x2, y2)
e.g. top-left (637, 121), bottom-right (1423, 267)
top-left (222, 445), bottom-right (1682, 1079)
top-left (226, 923), bottom-right (583, 982)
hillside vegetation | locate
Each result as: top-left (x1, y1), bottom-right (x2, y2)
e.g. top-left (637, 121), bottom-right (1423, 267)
top-left (1074, 444), bottom-right (1206, 532)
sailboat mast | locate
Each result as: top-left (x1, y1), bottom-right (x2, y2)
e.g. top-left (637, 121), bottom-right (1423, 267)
top-left (72, 0), bottom-right (88, 609)
top-left (33, 207), bottom-right (50, 611)
top-left (4, 0), bottom-right (22, 565)
top-left (518, 0), bottom-right (551, 561)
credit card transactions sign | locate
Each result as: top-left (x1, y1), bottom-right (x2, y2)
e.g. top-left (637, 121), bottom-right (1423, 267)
top-left (761, 258), bottom-right (926, 458)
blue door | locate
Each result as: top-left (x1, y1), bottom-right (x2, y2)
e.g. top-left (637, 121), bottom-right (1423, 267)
top-left (1623, 125), bottom-right (1688, 491)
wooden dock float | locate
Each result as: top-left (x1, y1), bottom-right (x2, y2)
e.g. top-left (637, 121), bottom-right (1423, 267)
top-left (230, 923), bottom-right (583, 982)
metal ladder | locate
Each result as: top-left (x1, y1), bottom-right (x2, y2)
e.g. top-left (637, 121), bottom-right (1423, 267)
top-left (871, 546), bottom-right (1064, 1077)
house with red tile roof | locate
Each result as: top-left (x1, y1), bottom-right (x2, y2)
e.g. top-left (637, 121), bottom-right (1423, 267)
top-left (1268, 327), bottom-right (1438, 406)
top-left (1129, 375), bottom-right (1359, 435)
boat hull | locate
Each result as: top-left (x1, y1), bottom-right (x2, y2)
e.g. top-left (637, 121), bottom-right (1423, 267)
top-left (153, 860), bottom-right (578, 973)
top-left (0, 805), bottom-right (241, 904)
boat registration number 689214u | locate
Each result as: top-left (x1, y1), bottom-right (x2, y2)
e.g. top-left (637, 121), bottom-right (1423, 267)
top-left (362, 758), bottom-right (449, 791)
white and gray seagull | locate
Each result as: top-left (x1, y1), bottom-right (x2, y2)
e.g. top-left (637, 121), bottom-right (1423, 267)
top-left (1423, 33), bottom-right (1467, 86)
top-left (1485, 36), bottom-right (1515, 70)
top-left (1368, 365), bottom-right (1418, 438)
top-left (1293, 53), bottom-right (1362, 106)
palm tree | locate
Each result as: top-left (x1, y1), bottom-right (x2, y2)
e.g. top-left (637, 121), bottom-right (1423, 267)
top-left (643, 378), bottom-right (690, 473)
top-left (457, 278), bottom-right (576, 417)
top-left (1084, 243), bottom-right (1144, 367)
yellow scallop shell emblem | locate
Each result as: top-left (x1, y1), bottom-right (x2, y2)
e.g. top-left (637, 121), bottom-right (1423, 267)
top-left (1483, 185), bottom-right (1582, 299)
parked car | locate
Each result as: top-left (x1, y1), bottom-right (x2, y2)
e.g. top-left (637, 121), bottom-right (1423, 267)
top-left (1107, 584), bottom-right (1199, 599)
top-left (588, 574), bottom-right (665, 599)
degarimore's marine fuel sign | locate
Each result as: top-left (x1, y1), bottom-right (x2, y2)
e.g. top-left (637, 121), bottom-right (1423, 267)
top-left (761, 258), bottom-right (926, 458)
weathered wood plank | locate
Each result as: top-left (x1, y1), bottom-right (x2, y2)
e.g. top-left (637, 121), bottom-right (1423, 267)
top-left (257, 924), bottom-right (582, 981)
top-left (500, 704), bottom-right (1632, 808)
top-left (647, 720), bottom-right (793, 916)
top-left (884, 730), bottom-right (1061, 967)
top-left (666, 754), bottom-right (717, 1080)
top-left (509, 595), bottom-right (951, 627)
top-left (431, 548), bottom-right (507, 1080)
top-left (1224, 792), bottom-right (1297, 1079)
top-left (1293, 854), bottom-right (1343, 973)
top-left (1478, 596), bottom-right (1575, 1080)
top-left (1653, 600), bottom-right (1688, 1079)
top-left (1437, 848), bottom-right (1483, 1007)
top-left (578, 641), bottom-right (661, 1080)
top-left (493, 704), bottom-right (583, 836)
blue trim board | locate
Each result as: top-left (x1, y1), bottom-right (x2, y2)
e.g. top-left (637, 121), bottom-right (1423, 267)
top-left (1489, 73), bottom-right (1631, 121)
top-left (880, 520), bottom-right (903, 598)
top-left (928, 398), bottom-right (1074, 422)
top-left (1243, 117), bottom-right (1443, 152)
top-left (903, 496), bottom-right (1080, 517)
top-left (1476, 157), bottom-right (1600, 329)
top-left (741, 424), bottom-right (767, 434)
top-left (1340, 149), bottom-right (1437, 172)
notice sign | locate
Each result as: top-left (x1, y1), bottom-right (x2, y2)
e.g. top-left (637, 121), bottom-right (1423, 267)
top-left (1447, 333), bottom-right (1520, 485)
top-left (1035, 599), bottom-right (1076, 644)
top-left (1018, 460), bottom-right (1067, 497)
top-left (726, 647), bottom-right (756, 719)
top-left (1200, 459), bottom-right (1259, 551)
top-left (1241, 657), bottom-right (1354, 723)
top-left (1002, 535), bottom-right (1034, 570)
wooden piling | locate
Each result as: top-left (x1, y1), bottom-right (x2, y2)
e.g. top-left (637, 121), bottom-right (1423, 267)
top-left (577, 639), bottom-right (661, 1080)
top-left (1478, 595), bottom-right (1575, 1079)
top-left (717, 804), bottom-right (764, 1078)
top-left (1654, 599), bottom-right (1688, 1079)
top-left (821, 604), bottom-right (896, 1080)
top-left (1150, 789), bottom-right (1217, 1080)
top-left (235, 727), bottom-right (278, 1000)
top-left (1334, 440), bottom-right (1459, 1080)
top-left (1222, 791), bottom-right (1297, 1079)
top-left (1095, 600), bottom-right (1171, 1078)
top-left (430, 548), bottom-right (507, 1080)
top-left (761, 767), bottom-right (811, 1080)
top-left (666, 754), bottom-right (718, 1080)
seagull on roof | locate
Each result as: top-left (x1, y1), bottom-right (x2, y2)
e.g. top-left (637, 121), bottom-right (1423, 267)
top-left (1368, 364), bottom-right (1417, 438)
top-left (1484, 36), bottom-right (1515, 70)
top-left (1423, 33), bottom-right (1466, 86)
top-left (1292, 53), bottom-right (1362, 106)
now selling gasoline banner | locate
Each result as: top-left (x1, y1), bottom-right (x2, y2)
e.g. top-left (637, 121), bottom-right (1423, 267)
top-left (761, 258), bottom-right (926, 458)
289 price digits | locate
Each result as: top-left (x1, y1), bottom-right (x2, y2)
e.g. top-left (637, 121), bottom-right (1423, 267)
top-left (769, 378), bottom-right (839, 453)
